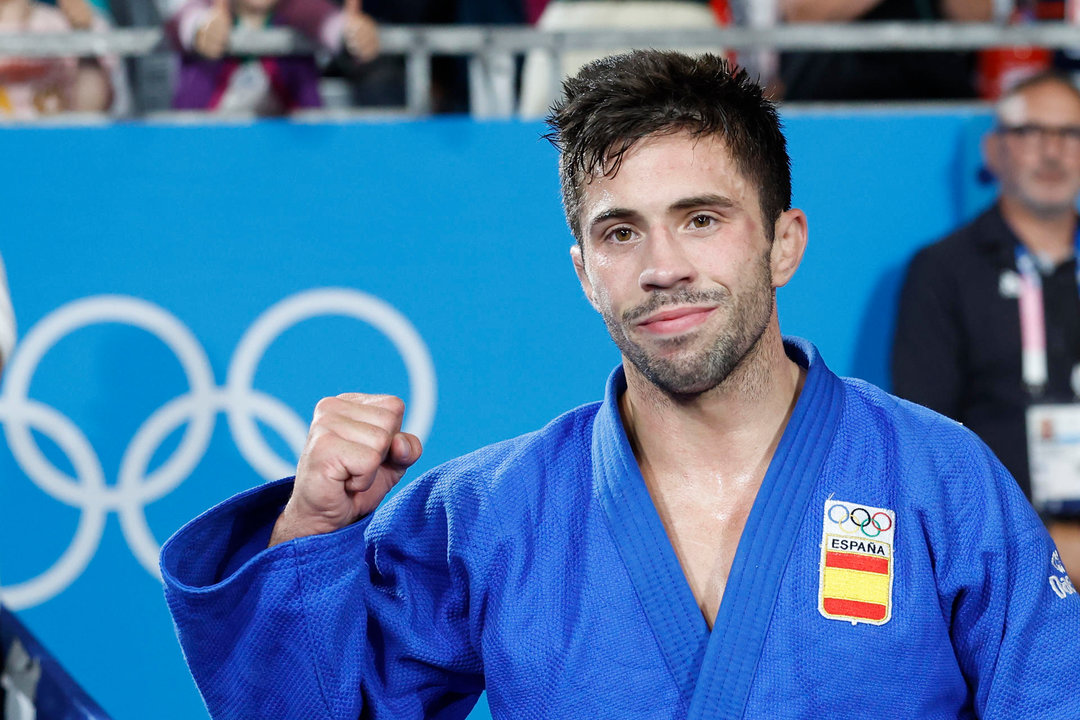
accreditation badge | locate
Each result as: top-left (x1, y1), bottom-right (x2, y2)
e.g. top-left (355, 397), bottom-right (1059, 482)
top-left (1026, 403), bottom-right (1080, 515)
top-left (818, 500), bottom-right (895, 625)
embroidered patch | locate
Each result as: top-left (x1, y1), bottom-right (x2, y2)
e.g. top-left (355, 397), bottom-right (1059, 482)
top-left (819, 500), bottom-right (895, 625)
top-left (1049, 551), bottom-right (1077, 599)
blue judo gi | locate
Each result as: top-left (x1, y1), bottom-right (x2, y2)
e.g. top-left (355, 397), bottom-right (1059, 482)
top-left (161, 339), bottom-right (1080, 719)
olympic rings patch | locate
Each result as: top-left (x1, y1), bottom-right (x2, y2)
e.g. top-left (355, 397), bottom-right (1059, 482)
top-left (826, 503), bottom-right (893, 538)
top-left (819, 499), bottom-right (896, 626)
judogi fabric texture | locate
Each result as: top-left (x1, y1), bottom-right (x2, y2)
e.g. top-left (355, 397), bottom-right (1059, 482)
top-left (161, 339), bottom-right (1080, 719)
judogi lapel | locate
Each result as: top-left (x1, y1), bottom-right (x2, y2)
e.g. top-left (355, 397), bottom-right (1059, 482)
top-left (592, 340), bottom-right (845, 717)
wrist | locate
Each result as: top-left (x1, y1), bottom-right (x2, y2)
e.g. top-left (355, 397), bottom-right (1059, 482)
top-left (268, 502), bottom-right (355, 547)
top-left (179, 7), bottom-right (212, 50)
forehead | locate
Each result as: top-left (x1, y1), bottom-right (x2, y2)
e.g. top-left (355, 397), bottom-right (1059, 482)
top-left (999, 81), bottom-right (1080, 126)
top-left (579, 132), bottom-right (756, 216)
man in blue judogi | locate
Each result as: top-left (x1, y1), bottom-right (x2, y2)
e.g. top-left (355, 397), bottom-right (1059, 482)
top-left (161, 50), bottom-right (1080, 719)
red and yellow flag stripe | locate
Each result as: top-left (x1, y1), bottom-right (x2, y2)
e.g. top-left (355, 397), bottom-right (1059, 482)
top-left (821, 550), bottom-right (890, 622)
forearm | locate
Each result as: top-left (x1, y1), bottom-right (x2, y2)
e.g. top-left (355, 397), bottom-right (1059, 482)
top-left (781, 0), bottom-right (882, 22)
top-left (940, 0), bottom-right (993, 21)
top-left (167, 0), bottom-right (212, 50)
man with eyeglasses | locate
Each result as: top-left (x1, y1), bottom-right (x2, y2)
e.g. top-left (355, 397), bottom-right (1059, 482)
top-left (894, 71), bottom-right (1080, 584)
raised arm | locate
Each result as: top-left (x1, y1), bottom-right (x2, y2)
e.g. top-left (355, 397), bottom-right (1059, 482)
top-left (782, 0), bottom-right (992, 22)
top-left (780, 0), bottom-right (883, 23)
top-left (162, 393), bottom-right (490, 718)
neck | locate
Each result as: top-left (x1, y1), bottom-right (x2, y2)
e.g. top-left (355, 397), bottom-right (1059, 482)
top-left (619, 320), bottom-right (804, 487)
top-left (1000, 195), bottom-right (1077, 264)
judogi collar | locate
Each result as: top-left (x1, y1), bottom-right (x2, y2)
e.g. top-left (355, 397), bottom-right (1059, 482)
top-left (590, 337), bottom-right (845, 715)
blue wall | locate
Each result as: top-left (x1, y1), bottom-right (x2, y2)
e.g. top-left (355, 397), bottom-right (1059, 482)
top-left (0, 108), bottom-right (996, 720)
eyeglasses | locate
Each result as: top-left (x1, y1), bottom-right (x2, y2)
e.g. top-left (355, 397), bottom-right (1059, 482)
top-left (997, 124), bottom-right (1080, 146)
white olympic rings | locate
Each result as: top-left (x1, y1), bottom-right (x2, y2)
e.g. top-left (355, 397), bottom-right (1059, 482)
top-left (0, 289), bottom-right (436, 610)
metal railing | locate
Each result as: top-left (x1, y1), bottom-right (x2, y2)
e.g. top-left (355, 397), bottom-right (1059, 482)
top-left (4, 21), bottom-right (1080, 116)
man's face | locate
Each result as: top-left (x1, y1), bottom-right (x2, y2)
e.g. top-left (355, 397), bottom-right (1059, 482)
top-left (987, 81), bottom-right (1080, 217)
top-left (572, 132), bottom-right (779, 396)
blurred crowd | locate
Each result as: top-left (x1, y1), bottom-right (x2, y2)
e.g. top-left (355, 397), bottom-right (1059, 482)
top-left (0, 0), bottom-right (1079, 118)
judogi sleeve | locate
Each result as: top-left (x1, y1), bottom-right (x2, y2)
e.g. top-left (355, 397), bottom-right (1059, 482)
top-left (932, 443), bottom-right (1080, 716)
top-left (160, 475), bottom-right (489, 719)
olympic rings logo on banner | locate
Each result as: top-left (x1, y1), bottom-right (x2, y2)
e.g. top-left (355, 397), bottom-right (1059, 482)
top-left (0, 289), bottom-right (437, 611)
top-left (827, 503), bottom-right (893, 538)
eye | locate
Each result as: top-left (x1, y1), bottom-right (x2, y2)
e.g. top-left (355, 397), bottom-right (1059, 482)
top-left (608, 227), bottom-right (635, 243)
top-left (690, 214), bottom-right (714, 229)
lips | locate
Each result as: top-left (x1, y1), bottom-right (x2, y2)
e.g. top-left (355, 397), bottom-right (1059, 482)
top-left (636, 306), bottom-right (716, 335)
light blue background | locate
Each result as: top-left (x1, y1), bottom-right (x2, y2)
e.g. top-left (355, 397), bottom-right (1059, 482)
top-left (0, 107), bottom-right (997, 720)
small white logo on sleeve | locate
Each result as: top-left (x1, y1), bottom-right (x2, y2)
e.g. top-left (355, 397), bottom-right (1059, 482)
top-left (1048, 551), bottom-right (1076, 600)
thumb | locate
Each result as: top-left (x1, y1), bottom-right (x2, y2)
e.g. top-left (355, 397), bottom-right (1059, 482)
top-left (344, 0), bottom-right (360, 15)
top-left (388, 432), bottom-right (422, 469)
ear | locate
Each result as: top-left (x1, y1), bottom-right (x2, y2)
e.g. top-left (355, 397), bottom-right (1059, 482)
top-left (770, 208), bottom-right (807, 288)
top-left (570, 244), bottom-right (599, 310)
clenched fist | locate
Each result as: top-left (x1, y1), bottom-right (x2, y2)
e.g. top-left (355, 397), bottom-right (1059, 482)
top-left (194, 0), bottom-right (232, 60)
top-left (342, 0), bottom-right (379, 63)
top-left (269, 393), bottom-right (422, 546)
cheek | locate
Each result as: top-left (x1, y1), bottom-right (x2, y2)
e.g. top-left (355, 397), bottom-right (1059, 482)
top-left (585, 250), bottom-right (633, 293)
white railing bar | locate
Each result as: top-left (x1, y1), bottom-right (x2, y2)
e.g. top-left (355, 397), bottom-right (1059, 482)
top-left (6, 22), bottom-right (1080, 58)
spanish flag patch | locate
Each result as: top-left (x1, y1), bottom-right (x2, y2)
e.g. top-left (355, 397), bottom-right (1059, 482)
top-left (818, 499), bottom-right (895, 625)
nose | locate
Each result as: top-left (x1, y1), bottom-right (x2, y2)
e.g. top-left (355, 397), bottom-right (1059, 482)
top-left (637, 227), bottom-right (696, 292)
top-left (1040, 132), bottom-right (1067, 157)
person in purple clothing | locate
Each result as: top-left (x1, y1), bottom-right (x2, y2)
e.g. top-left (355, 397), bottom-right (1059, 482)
top-left (167, 0), bottom-right (379, 113)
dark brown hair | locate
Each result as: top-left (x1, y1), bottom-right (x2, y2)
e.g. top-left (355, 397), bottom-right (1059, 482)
top-left (544, 50), bottom-right (791, 244)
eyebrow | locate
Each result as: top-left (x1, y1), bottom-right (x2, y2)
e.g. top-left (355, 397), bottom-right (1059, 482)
top-left (587, 194), bottom-right (738, 235)
top-left (587, 207), bottom-right (643, 235)
top-left (668, 194), bottom-right (737, 212)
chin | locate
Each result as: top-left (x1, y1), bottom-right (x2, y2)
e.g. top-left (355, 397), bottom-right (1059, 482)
top-left (1029, 198), bottom-right (1078, 217)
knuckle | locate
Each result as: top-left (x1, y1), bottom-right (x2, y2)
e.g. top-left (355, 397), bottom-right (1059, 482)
top-left (355, 445), bottom-right (383, 471)
top-left (336, 392), bottom-right (368, 403)
top-left (313, 396), bottom-right (340, 419)
top-left (380, 395), bottom-right (406, 417)
top-left (315, 454), bottom-right (344, 482)
top-left (303, 426), bottom-right (332, 457)
top-left (369, 424), bottom-right (393, 449)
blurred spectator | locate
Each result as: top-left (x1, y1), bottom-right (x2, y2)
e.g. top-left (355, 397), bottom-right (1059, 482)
top-left (39, 0), bottom-right (134, 115)
top-left (524, 0), bottom-right (546, 23)
top-left (779, 0), bottom-right (993, 101)
top-left (518, 0), bottom-right (723, 118)
top-left (319, 0), bottom-right (436, 110)
top-left (166, 0), bottom-right (378, 113)
top-left (976, 0), bottom-right (1053, 100)
top-left (893, 72), bottom-right (1080, 583)
top-left (0, 0), bottom-right (117, 119)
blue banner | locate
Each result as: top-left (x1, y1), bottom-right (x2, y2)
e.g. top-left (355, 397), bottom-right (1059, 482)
top-left (0, 108), bottom-right (995, 720)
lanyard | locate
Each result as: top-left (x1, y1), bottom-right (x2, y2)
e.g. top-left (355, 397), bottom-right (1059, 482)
top-left (1015, 230), bottom-right (1080, 395)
